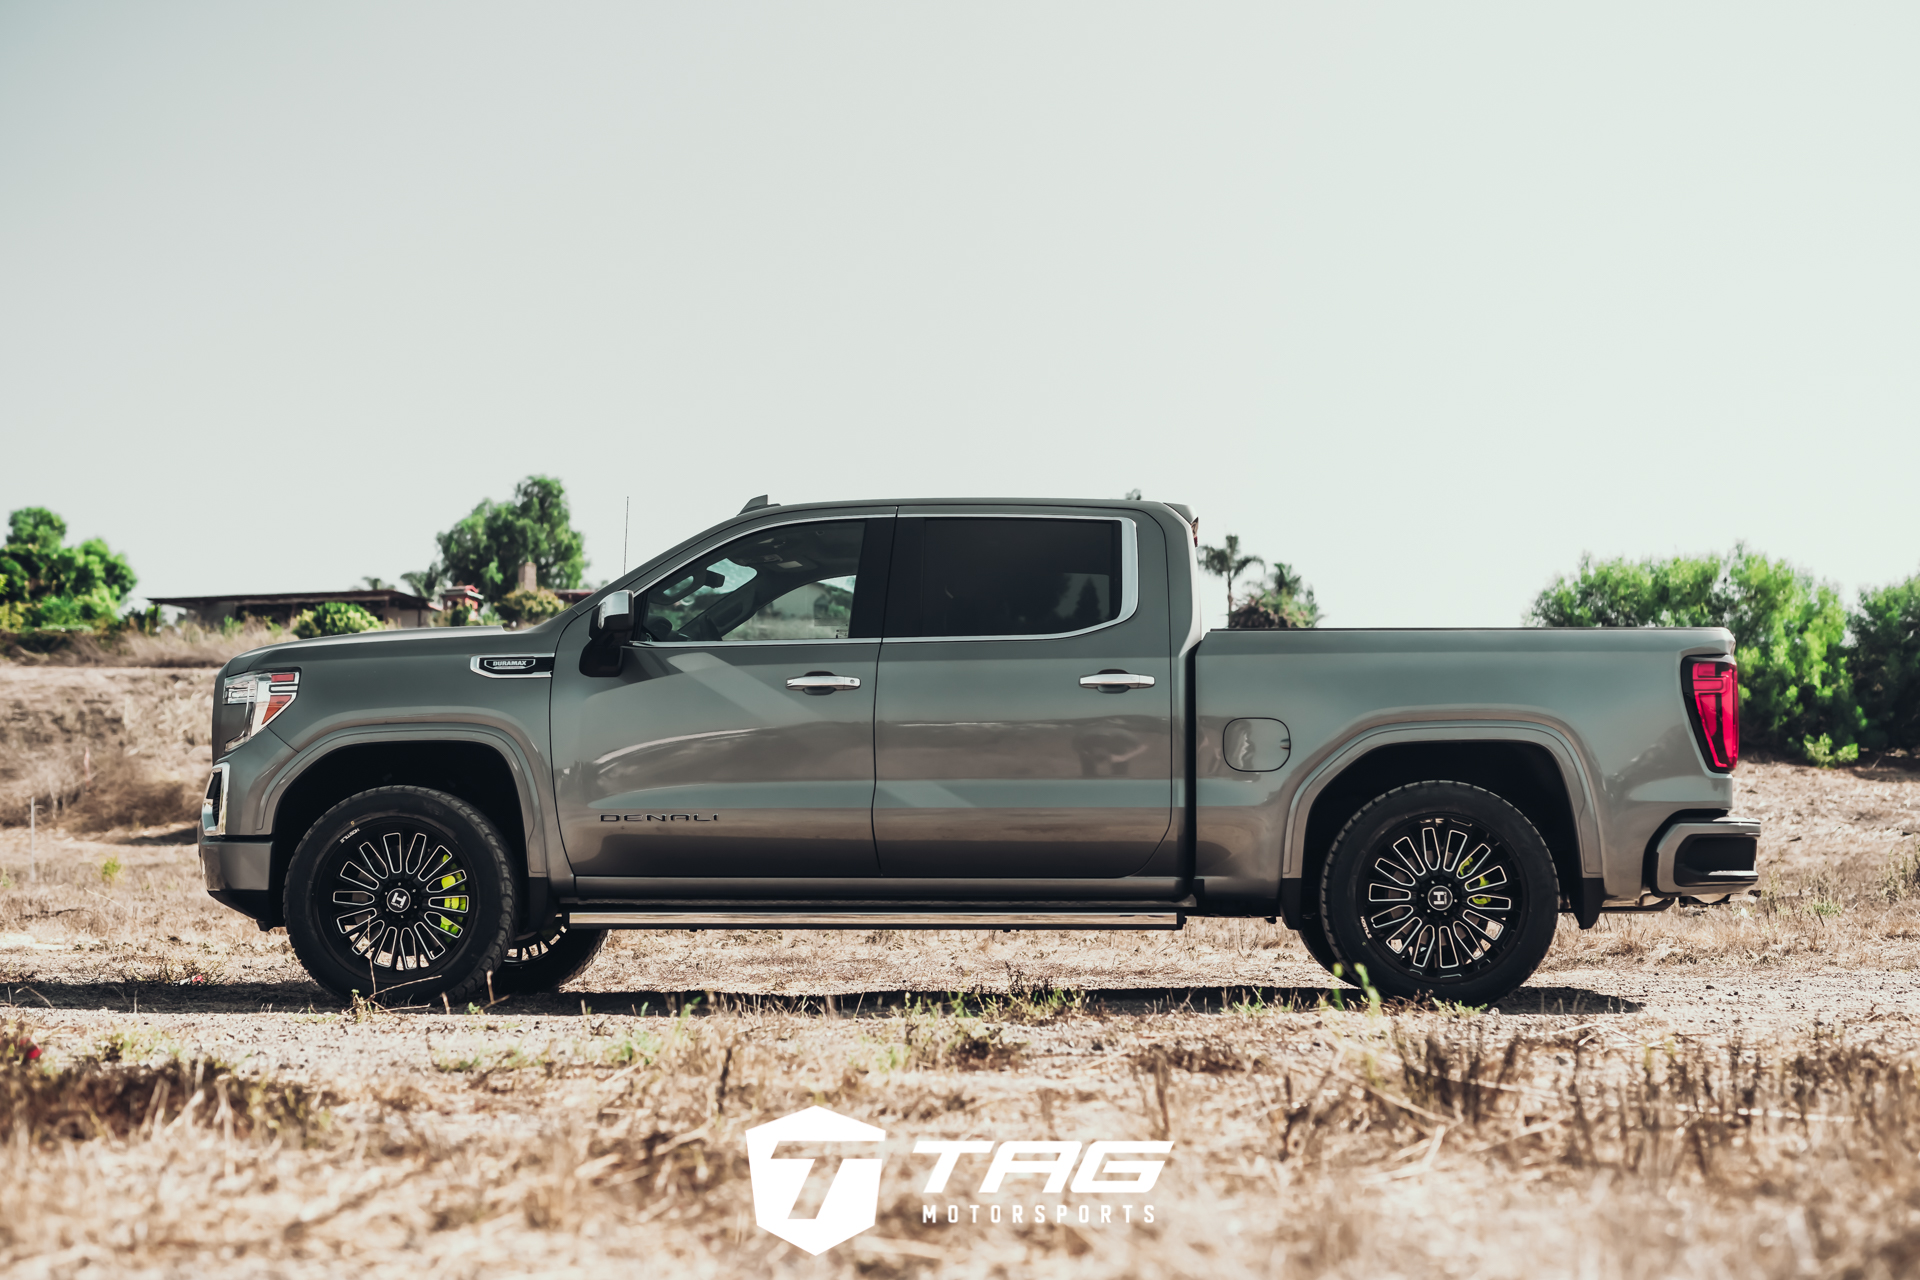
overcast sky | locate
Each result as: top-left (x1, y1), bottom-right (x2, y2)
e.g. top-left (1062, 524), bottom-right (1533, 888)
top-left (3, 4), bottom-right (1916, 629)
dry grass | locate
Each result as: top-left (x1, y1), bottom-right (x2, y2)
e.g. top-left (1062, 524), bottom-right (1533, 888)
top-left (2, 675), bottom-right (1919, 1275)
top-left (4, 993), bottom-right (1920, 1278)
top-left (4, 621), bottom-right (283, 670)
top-left (0, 665), bottom-right (214, 829)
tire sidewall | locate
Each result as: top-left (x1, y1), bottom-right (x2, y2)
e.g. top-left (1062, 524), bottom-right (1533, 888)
top-left (493, 924), bottom-right (609, 995)
top-left (1320, 782), bottom-right (1558, 1006)
top-left (284, 786), bottom-right (516, 1003)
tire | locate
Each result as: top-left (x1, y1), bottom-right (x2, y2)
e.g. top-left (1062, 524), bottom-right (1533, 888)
top-left (1318, 781), bottom-right (1558, 1006)
top-left (1294, 912), bottom-right (1351, 984)
top-left (284, 786), bottom-right (517, 1004)
top-left (492, 920), bottom-right (608, 995)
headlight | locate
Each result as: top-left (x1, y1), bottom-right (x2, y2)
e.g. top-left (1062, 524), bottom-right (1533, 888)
top-left (219, 669), bottom-right (300, 754)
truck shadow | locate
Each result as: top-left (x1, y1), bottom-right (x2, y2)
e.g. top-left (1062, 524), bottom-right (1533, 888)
top-left (5, 980), bottom-right (1643, 1017)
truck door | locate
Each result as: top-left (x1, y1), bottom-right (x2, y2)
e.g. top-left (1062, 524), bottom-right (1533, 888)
top-left (873, 510), bottom-right (1174, 879)
top-left (551, 516), bottom-right (892, 880)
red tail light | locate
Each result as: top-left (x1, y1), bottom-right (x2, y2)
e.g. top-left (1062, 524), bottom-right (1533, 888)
top-left (1685, 659), bottom-right (1740, 772)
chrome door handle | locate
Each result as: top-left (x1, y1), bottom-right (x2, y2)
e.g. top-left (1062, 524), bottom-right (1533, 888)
top-left (787, 673), bottom-right (862, 694)
top-left (1079, 672), bottom-right (1156, 691)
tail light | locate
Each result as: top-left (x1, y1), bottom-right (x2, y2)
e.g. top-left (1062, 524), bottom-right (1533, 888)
top-left (1684, 658), bottom-right (1740, 772)
top-left (219, 669), bottom-right (300, 754)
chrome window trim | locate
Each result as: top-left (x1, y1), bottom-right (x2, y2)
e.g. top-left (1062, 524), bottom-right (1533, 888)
top-left (470, 654), bottom-right (556, 679)
top-left (883, 514), bottom-right (1139, 645)
top-left (624, 510), bottom-right (1138, 649)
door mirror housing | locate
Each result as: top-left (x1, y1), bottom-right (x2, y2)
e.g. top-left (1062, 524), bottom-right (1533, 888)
top-left (590, 590), bottom-right (635, 640)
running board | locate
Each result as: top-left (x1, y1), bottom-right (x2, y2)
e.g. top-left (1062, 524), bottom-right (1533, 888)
top-left (565, 910), bottom-right (1184, 931)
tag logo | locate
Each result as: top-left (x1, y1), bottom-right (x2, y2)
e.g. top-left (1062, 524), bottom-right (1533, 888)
top-left (745, 1106), bottom-right (887, 1255)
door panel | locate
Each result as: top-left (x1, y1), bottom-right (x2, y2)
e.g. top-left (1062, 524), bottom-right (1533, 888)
top-left (554, 643), bottom-right (880, 877)
top-left (874, 511), bottom-right (1174, 879)
top-left (550, 514), bottom-right (891, 881)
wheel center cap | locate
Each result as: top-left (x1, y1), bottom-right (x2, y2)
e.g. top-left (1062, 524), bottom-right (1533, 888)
top-left (386, 888), bottom-right (412, 913)
top-left (1426, 885), bottom-right (1455, 911)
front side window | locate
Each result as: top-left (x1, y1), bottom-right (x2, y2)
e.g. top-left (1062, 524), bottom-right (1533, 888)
top-left (642, 521), bottom-right (866, 643)
top-left (893, 517), bottom-right (1123, 638)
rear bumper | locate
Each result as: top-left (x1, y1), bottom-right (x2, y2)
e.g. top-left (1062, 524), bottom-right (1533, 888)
top-left (201, 833), bottom-right (277, 925)
top-left (1652, 818), bottom-right (1760, 898)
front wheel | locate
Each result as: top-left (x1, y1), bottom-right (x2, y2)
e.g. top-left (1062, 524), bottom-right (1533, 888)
top-left (1318, 781), bottom-right (1558, 1006)
top-left (284, 786), bottom-right (517, 1004)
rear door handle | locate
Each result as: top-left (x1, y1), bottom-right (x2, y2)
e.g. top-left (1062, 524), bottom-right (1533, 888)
top-left (1079, 671), bottom-right (1156, 691)
top-left (787, 673), bottom-right (862, 694)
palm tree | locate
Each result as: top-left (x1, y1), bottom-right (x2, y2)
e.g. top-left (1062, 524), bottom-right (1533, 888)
top-left (1198, 534), bottom-right (1264, 614)
top-left (401, 565), bottom-right (446, 601)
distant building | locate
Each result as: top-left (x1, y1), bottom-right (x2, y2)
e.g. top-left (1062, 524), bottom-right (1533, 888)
top-left (148, 589), bottom-right (439, 630)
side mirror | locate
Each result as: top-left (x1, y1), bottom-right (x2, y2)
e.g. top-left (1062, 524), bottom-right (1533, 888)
top-left (589, 590), bottom-right (635, 640)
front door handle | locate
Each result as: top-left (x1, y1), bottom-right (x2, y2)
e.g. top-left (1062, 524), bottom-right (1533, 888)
top-left (1079, 671), bottom-right (1156, 692)
top-left (787, 672), bottom-right (862, 695)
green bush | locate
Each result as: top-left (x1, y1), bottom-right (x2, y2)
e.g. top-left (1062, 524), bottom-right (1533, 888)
top-left (1528, 546), bottom-right (1861, 758)
top-left (292, 601), bottom-right (383, 639)
top-left (1850, 574), bottom-right (1920, 752)
top-left (497, 587), bottom-right (566, 628)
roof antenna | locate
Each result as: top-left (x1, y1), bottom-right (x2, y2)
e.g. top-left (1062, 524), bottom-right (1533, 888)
top-left (622, 497), bottom-right (630, 574)
top-left (740, 494), bottom-right (772, 513)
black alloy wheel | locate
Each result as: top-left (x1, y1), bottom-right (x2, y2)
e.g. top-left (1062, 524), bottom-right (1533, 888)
top-left (491, 919), bottom-right (610, 995)
top-left (1319, 781), bottom-right (1558, 1005)
top-left (285, 786), bottom-right (516, 1003)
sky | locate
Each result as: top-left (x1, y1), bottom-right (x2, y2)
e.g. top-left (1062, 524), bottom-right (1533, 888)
top-left (2, 3), bottom-right (1917, 630)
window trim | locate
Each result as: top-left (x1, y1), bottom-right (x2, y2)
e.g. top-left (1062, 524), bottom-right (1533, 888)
top-left (883, 514), bottom-right (1140, 645)
top-left (629, 514), bottom-right (885, 648)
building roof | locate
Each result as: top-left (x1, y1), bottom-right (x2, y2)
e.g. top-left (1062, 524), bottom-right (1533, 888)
top-left (148, 589), bottom-right (437, 611)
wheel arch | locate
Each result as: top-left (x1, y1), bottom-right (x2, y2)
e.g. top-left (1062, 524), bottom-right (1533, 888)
top-left (259, 729), bottom-right (549, 932)
top-left (1285, 726), bottom-right (1603, 929)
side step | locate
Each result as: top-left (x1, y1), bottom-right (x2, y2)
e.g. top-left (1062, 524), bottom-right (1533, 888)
top-left (566, 910), bottom-right (1184, 931)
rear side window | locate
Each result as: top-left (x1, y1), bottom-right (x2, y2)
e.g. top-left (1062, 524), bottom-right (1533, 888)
top-left (886, 517), bottom-right (1122, 638)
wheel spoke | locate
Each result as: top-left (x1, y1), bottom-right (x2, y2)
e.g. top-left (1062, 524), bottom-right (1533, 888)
top-left (1352, 816), bottom-right (1524, 985)
top-left (321, 821), bottom-right (472, 974)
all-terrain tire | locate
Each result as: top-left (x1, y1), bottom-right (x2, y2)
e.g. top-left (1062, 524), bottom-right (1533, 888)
top-left (284, 786), bottom-right (517, 1004)
top-left (1318, 781), bottom-right (1558, 1006)
top-left (492, 921), bottom-right (609, 995)
top-left (1294, 912), bottom-right (1351, 983)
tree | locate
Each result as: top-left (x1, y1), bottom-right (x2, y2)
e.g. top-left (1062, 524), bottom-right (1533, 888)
top-left (0, 507), bottom-right (137, 630)
top-left (497, 587), bottom-right (566, 628)
top-left (1198, 534), bottom-right (1263, 615)
top-left (401, 565), bottom-right (446, 602)
top-left (1528, 547), bottom-right (1860, 758)
top-left (1849, 574), bottom-right (1920, 752)
top-left (435, 476), bottom-right (586, 607)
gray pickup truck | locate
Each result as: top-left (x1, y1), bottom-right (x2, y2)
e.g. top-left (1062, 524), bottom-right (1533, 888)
top-left (199, 497), bottom-right (1758, 1005)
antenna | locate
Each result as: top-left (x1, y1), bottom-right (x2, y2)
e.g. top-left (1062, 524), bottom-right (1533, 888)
top-left (622, 497), bottom-right (630, 574)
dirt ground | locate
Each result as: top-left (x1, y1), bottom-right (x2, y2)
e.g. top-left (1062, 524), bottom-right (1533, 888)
top-left (2, 757), bottom-right (1919, 1279)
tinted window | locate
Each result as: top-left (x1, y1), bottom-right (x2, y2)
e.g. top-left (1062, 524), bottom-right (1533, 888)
top-left (895, 518), bottom-right (1122, 638)
top-left (642, 521), bottom-right (866, 643)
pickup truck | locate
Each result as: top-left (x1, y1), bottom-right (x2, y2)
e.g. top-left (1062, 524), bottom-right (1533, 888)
top-left (199, 497), bottom-right (1759, 1006)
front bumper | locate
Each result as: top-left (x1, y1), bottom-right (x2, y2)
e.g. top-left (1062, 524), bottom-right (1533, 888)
top-left (201, 832), bottom-right (278, 926)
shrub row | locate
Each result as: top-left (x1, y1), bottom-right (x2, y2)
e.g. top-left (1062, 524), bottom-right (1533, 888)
top-left (1529, 547), bottom-right (1920, 760)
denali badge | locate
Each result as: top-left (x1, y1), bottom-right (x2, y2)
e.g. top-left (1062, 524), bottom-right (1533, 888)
top-left (600, 813), bottom-right (720, 822)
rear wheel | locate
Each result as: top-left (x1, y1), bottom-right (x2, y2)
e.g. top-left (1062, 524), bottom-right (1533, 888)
top-left (1318, 781), bottom-right (1558, 1006)
top-left (492, 919), bottom-right (608, 994)
top-left (284, 786), bottom-right (516, 1004)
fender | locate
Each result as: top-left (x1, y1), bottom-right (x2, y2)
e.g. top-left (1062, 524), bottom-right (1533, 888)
top-left (257, 720), bottom-right (561, 888)
top-left (1281, 715), bottom-right (1605, 883)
